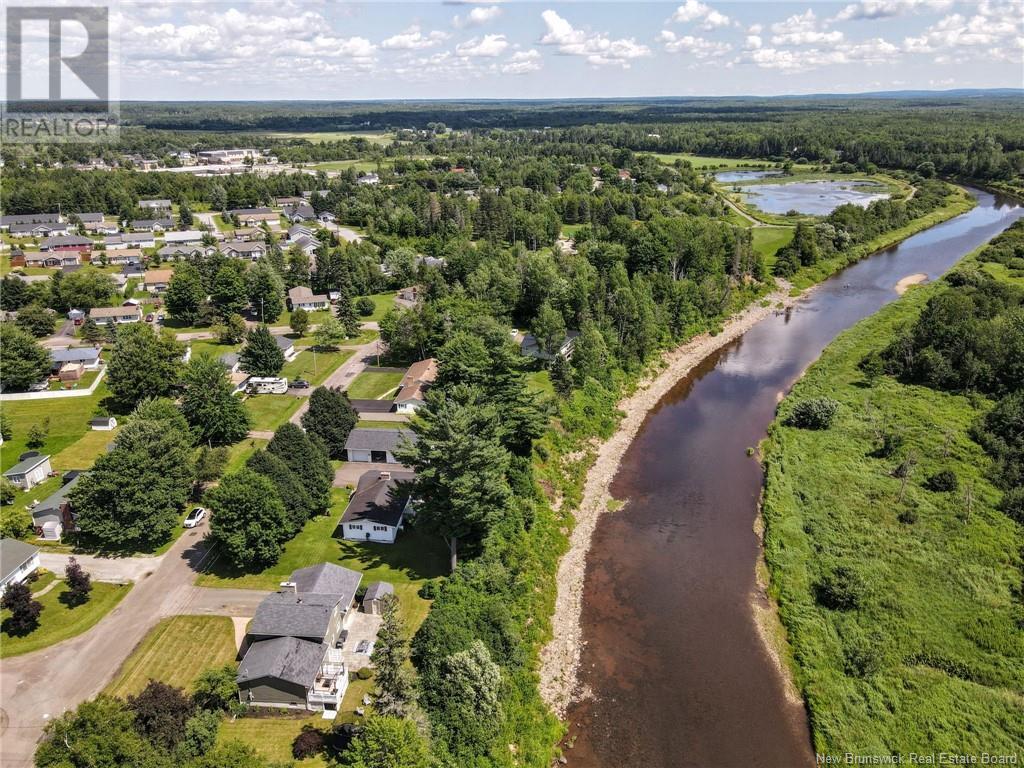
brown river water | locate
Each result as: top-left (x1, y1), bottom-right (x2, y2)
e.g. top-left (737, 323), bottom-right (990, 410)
top-left (562, 188), bottom-right (1024, 768)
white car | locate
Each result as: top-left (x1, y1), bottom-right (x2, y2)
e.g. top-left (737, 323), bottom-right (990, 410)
top-left (183, 507), bottom-right (206, 528)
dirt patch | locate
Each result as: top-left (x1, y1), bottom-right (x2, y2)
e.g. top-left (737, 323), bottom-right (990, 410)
top-left (894, 272), bottom-right (927, 294)
top-left (538, 280), bottom-right (800, 718)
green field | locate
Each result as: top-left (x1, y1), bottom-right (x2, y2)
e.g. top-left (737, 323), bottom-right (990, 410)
top-left (51, 427), bottom-right (120, 471)
top-left (267, 130), bottom-right (395, 145)
top-left (243, 393), bottom-right (303, 432)
top-left (356, 292), bottom-right (399, 322)
top-left (652, 153), bottom-right (784, 170)
top-left (282, 349), bottom-right (353, 387)
top-left (761, 270), bottom-right (1024, 755)
top-left (1, 579), bottom-right (131, 658)
top-left (751, 226), bottom-right (795, 268)
top-left (218, 714), bottom-right (329, 767)
top-left (346, 370), bottom-right (403, 400)
top-left (223, 437), bottom-right (268, 473)
top-left (305, 159), bottom-right (383, 173)
top-left (105, 615), bottom-right (237, 697)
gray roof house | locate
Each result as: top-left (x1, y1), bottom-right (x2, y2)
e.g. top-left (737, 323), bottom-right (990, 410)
top-left (3, 454), bottom-right (52, 490)
top-left (340, 470), bottom-right (415, 544)
top-left (31, 474), bottom-right (82, 540)
top-left (40, 235), bottom-right (91, 251)
top-left (274, 334), bottom-right (297, 361)
top-left (50, 347), bottom-right (101, 371)
top-left (238, 563), bottom-right (361, 713)
top-left (1, 212), bottom-right (61, 228)
top-left (343, 428), bottom-right (415, 464)
top-left (0, 539), bottom-right (40, 591)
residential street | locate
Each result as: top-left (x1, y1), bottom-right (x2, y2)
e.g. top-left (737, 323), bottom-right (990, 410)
top-left (0, 523), bottom-right (265, 768)
top-left (288, 336), bottom-right (383, 426)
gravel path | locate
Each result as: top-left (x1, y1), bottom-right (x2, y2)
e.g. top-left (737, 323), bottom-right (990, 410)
top-left (538, 281), bottom-right (798, 718)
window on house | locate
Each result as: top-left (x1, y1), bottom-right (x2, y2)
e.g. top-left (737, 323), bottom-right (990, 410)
top-left (349, 524), bottom-right (363, 531)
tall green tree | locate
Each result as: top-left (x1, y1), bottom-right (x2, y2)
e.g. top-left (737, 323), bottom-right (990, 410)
top-left (246, 259), bottom-right (285, 323)
top-left (395, 385), bottom-right (511, 572)
top-left (205, 470), bottom-right (288, 569)
top-left (245, 449), bottom-right (315, 533)
top-left (267, 423), bottom-right (333, 512)
top-left (339, 716), bottom-right (430, 768)
top-left (180, 354), bottom-right (251, 445)
top-left (300, 386), bottom-right (357, 459)
top-left (0, 323), bottom-right (51, 391)
top-left (289, 307), bottom-right (309, 337)
top-left (370, 594), bottom-right (415, 717)
top-left (335, 285), bottom-right (361, 338)
top-left (239, 325), bottom-right (284, 376)
top-left (72, 399), bottom-right (195, 549)
top-left (14, 303), bottom-right (56, 337)
top-left (55, 268), bottom-right (117, 311)
top-left (36, 696), bottom-right (164, 768)
top-left (165, 263), bottom-right (206, 326)
top-left (312, 315), bottom-right (346, 350)
top-left (211, 264), bottom-right (248, 316)
top-left (432, 640), bottom-right (502, 757)
top-left (106, 323), bottom-right (183, 408)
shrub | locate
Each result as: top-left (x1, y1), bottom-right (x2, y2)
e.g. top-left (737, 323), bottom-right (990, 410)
top-left (292, 726), bottom-right (325, 759)
top-left (815, 565), bottom-right (866, 611)
top-left (356, 297), bottom-right (376, 316)
top-left (418, 579), bottom-right (440, 600)
top-left (64, 557), bottom-right (93, 606)
top-left (786, 397), bottom-right (840, 430)
top-left (872, 431), bottom-right (904, 458)
top-left (924, 470), bottom-right (959, 492)
top-left (1, 582), bottom-right (42, 635)
top-left (1000, 487), bottom-right (1024, 524)
top-left (356, 666), bottom-right (373, 680)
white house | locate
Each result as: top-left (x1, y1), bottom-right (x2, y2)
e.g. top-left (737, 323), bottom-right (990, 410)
top-left (0, 539), bottom-right (40, 592)
top-left (287, 286), bottom-right (329, 312)
top-left (2, 454), bottom-right (52, 490)
top-left (143, 269), bottom-right (174, 293)
top-left (393, 358), bottom-right (437, 413)
top-left (89, 306), bottom-right (142, 325)
top-left (343, 428), bottom-right (414, 464)
top-left (161, 230), bottom-right (204, 245)
top-left (275, 335), bottom-right (298, 362)
top-left (340, 471), bottom-right (415, 544)
top-left (220, 240), bottom-right (267, 261)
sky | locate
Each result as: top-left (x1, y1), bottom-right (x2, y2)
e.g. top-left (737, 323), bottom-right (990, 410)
top-left (8, 0), bottom-right (1024, 101)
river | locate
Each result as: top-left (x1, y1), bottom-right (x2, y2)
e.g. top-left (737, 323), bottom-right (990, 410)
top-left (562, 188), bottom-right (1024, 768)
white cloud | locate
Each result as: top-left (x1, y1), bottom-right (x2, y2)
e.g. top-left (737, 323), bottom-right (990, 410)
top-left (539, 9), bottom-right (651, 67)
top-left (903, 2), bottom-right (1023, 54)
top-left (669, 0), bottom-right (733, 29)
top-left (833, 0), bottom-right (953, 22)
top-left (502, 49), bottom-right (542, 74)
top-left (453, 5), bottom-right (503, 29)
top-left (658, 30), bottom-right (731, 58)
top-left (380, 25), bottom-right (448, 51)
top-left (741, 37), bottom-right (899, 71)
top-left (770, 11), bottom-right (844, 46)
top-left (745, 35), bottom-right (762, 50)
top-left (456, 33), bottom-right (509, 57)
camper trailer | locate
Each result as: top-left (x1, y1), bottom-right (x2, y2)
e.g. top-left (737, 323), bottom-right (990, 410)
top-left (247, 377), bottom-right (288, 395)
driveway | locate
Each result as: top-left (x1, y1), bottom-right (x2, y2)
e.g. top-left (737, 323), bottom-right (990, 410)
top-left (334, 461), bottom-right (412, 488)
top-left (37, 552), bottom-right (159, 584)
top-left (0, 522), bottom-right (266, 767)
top-left (289, 337), bottom-right (384, 426)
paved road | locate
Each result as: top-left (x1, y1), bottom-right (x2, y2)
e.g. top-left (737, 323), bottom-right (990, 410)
top-left (289, 337), bottom-right (384, 426)
top-left (37, 552), bottom-right (160, 583)
top-left (0, 523), bottom-right (264, 768)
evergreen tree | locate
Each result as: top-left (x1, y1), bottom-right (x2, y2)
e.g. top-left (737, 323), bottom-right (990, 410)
top-left (239, 325), bottom-right (285, 376)
top-left (370, 594), bottom-right (415, 717)
top-left (300, 386), bottom-right (357, 459)
top-left (80, 317), bottom-right (104, 343)
top-left (245, 449), bottom-right (315, 533)
top-left (0, 323), bottom-right (51, 391)
top-left (178, 201), bottom-right (193, 227)
top-left (246, 259), bottom-right (285, 323)
top-left (335, 285), bottom-right (361, 338)
top-left (267, 423), bottom-right (333, 513)
top-left (180, 354), bottom-right (251, 445)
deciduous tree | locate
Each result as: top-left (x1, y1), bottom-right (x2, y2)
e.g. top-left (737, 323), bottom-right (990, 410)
top-left (180, 354), bottom-right (251, 445)
top-left (239, 324), bottom-right (284, 376)
top-left (106, 323), bottom-right (183, 408)
top-left (205, 470), bottom-right (288, 569)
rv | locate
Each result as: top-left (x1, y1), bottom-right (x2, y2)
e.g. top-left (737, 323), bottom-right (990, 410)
top-left (247, 377), bottom-right (288, 395)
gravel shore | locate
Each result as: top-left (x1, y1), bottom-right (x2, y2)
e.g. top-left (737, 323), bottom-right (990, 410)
top-left (538, 282), bottom-right (799, 717)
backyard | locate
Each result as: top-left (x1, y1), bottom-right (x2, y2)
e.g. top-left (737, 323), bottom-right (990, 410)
top-left (345, 370), bottom-right (403, 400)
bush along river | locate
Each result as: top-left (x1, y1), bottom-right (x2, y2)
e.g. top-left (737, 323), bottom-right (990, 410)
top-left (562, 188), bottom-right (1024, 768)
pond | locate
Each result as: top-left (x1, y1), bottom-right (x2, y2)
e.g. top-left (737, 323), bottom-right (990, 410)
top-left (739, 179), bottom-right (890, 216)
top-left (713, 170), bottom-right (783, 183)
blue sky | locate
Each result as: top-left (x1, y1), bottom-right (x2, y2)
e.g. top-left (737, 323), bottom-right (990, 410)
top-left (15, 1), bottom-right (1024, 100)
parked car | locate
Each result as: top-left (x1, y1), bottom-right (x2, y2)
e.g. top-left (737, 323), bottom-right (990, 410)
top-left (157, 313), bottom-right (165, 323)
top-left (145, 313), bottom-right (155, 322)
top-left (289, 379), bottom-right (310, 389)
top-left (335, 630), bottom-right (349, 649)
top-left (183, 507), bottom-right (206, 528)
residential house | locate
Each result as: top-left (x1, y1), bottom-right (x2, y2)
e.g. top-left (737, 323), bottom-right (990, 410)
top-left (397, 285), bottom-right (422, 303)
top-left (143, 269), bottom-right (174, 293)
top-left (302, 190), bottom-right (329, 200)
top-left (520, 330), bottom-right (580, 361)
top-left (3, 454), bottom-right (52, 490)
top-left (0, 212), bottom-right (61, 230)
top-left (288, 224), bottom-right (316, 241)
top-left (343, 428), bottom-right (414, 464)
top-left (89, 305), bottom-right (142, 325)
top-left (415, 255), bottom-right (446, 270)
top-left (393, 358), bottom-right (437, 413)
top-left (129, 218), bottom-right (174, 232)
top-left (275, 335), bottom-right (298, 362)
top-left (283, 202), bottom-right (316, 222)
top-left (0, 539), bottom-right (40, 591)
top-left (218, 353), bottom-right (241, 373)
top-left (317, 212), bottom-right (337, 224)
top-left (362, 582), bottom-right (394, 615)
top-left (39, 235), bottom-right (92, 252)
top-left (95, 248), bottom-right (145, 265)
top-left (287, 286), bottom-right (329, 312)
top-left (82, 219), bottom-right (120, 235)
top-left (31, 474), bottom-right (83, 540)
top-left (220, 240), bottom-right (267, 261)
top-left (25, 251), bottom-right (79, 268)
top-left (138, 199), bottom-right (172, 213)
top-left (237, 563), bottom-right (361, 713)
top-left (162, 230), bottom-right (205, 245)
top-left (291, 235), bottom-right (318, 258)
top-left (229, 227), bottom-right (263, 241)
top-left (340, 470), bottom-right (415, 544)
top-left (157, 245), bottom-right (213, 260)
top-left (356, 173), bottom-right (380, 186)
top-left (228, 208), bottom-right (278, 227)
top-left (276, 196), bottom-right (305, 207)
top-left (50, 347), bottom-right (101, 373)
top-left (105, 233), bottom-right (155, 249)
top-left (11, 221), bottom-right (70, 237)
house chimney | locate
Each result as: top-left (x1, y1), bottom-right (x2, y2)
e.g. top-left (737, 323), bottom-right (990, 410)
top-left (279, 581), bottom-right (297, 594)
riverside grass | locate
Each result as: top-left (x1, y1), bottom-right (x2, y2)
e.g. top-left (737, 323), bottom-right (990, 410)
top-left (760, 258), bottom-right (1024, 756)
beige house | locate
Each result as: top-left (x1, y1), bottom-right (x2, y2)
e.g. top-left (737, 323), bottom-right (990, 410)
top-left (89, 306), bottom-right (142, 325)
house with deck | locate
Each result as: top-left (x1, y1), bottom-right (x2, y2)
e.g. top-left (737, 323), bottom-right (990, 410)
top-left (237, 563), bottom-right (362, 714)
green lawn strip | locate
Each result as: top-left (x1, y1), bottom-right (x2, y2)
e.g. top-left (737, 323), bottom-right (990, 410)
top-left (650, 153), bottom-right (782, 170)
top-left (355, 420), bottom-right (409, 429)
top-left (218, 714), bottom-right (329, 767)
top-left (282, 349), bottom-right (353, 387)
top-left (244, 394), bottom-right (303, 432)
top-left (761, 270), bottom-right (1024, 754)
top-left (224, 438), bottom-right (269, 473)
top-left (751, 226), bottom-right (796, 271)
top-left (188, 340), bottom-right (239, 361)
top-left (0, 382), bottom-right (112, 472)
top-left (51, 427), bottom-right (120, 471)
top-left (305, 159), bottom-right (383, 173)
top-left (789, 186), bottom-right (976, 290)
top-left (1, 581), bottom-right (131, 658)
top-left (345, 371), bottom-right (403, 400)
top-left (272, 309), bottom-right (333, 328)
top-left (48, 370), bottom-right (100, 391)
top-left (105, 615), bottom-right (237, 698)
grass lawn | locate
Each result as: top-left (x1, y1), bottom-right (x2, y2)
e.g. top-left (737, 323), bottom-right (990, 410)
top-left (106, 615), bottom-right (237, 697)
top-left (272, 309), bottom-right (333, 329)
top-left (356, 420), bottom-right (409, 429)
top-left (224, 438), bottom-right (269, 473)
top-left (244, 394), bottom-right (303, 432)
top-left (188, 340), bottom-right (239, 361)
top-left (345, 371), bottom-right (403, 400)
top-left (268, 130), bottom-right (395, 145)
top-left (1, 579), bottom-right (131, 658)
top-left (652, 153), bottom-right (780, 170)
top-left (51, 427), bottom-right (120, 471)
top-left (218, 714), bottom-right (329, 767)
top-left (282, 349), bottom-right (353, 387)
top-left (305, 159), bottom-right (383, 173)
top-left (751, 226), bottom-right (796, 269)
top-left (355, 292), bottom-right (398, 322)
top-left (761, 262), bottom-right (1024, 755)
top-left (0, 382), bottom-right (112, 472)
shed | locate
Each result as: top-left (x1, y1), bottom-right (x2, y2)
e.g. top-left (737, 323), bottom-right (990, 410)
top-left (3, 454), bottom-right (52, 490)
top-left (89, 417), bottom-right (117, 431)
top-left (362, 582), bottom-right (395, 615)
